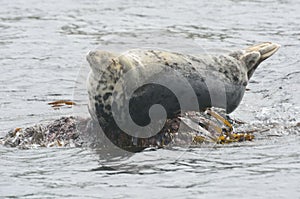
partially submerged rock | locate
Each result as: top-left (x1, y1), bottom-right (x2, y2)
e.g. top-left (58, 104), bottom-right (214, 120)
top-left (0, 108), bottom-right (255, 150)
top-left (0, 117), bottom-right (85, 149)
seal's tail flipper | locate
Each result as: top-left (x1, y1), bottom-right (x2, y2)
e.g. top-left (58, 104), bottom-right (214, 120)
top-left (241, 42), bottom-right (280, 79)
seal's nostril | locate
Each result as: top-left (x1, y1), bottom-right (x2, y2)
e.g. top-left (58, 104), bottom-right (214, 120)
top-left (88, 51), bottom-right (96, 58)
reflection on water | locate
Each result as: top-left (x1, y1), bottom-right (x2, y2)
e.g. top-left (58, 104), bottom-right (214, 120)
top-left (0, 0), bottom-right (299, 198)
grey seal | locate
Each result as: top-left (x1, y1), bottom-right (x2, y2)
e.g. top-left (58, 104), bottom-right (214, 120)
top-left (87, 42), bottom-right (280, 150)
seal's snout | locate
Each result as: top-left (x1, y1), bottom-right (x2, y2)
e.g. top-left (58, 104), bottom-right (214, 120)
top-left (86, 50), bottom-right (99, 68)
top-left (242, 42), bottom-right (280, 79)
top-left (87, 50), bottom-right (117, 74)
top-left (86, 50), bottom-right (98, 65)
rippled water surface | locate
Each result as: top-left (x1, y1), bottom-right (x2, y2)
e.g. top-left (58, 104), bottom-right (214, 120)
top-left (0, 0), bottom-right (299, 198)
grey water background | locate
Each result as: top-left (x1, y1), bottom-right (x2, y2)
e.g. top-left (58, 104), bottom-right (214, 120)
top-left (0, 0), bottom-right (300, 198)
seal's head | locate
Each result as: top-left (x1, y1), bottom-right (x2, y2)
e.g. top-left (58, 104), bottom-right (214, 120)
top-left (230, 42), bottom-right (280, 80)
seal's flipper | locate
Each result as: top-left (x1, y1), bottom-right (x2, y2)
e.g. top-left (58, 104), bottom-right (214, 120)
top-left (243, 42), bottom-right (280, 79)
top-left (241, 51), bottom-right (261, 77)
